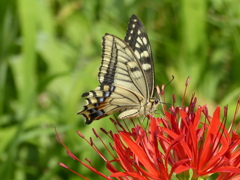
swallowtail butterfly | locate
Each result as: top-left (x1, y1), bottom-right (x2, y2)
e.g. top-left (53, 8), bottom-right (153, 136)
top-left (79, 15), bottom-right (160, 124)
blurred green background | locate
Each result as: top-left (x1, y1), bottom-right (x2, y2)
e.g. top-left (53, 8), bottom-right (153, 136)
top-left (0, 0), bottom-right (239, 179)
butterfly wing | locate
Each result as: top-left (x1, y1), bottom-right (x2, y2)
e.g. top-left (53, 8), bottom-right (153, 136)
top-left (98, 34), bottom-right (149, 99)
top-left (124, 15), bottom-right (155, 98)
top-left (79, 85), bottom-right (144, 124)
top-left (79, 34), bottom-right (150, 124)
top-left (79, 15), bottom-right (156, 124)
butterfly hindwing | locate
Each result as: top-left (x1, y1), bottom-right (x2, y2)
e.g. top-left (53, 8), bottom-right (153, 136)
top-left (79, 85), bottom-right (144, 124)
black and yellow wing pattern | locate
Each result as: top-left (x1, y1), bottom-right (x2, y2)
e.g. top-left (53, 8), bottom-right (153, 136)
top-left (79, 15), bottom-right (159, 124)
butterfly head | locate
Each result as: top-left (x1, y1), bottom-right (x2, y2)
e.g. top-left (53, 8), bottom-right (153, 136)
top-left (146, 97), bottom-right (160, 115)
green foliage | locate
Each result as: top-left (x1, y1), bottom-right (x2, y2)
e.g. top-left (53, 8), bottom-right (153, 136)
top-left (0, 0), bottom-right (239, 179)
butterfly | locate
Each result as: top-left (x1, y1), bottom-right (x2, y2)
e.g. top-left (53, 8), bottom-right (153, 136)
top-left (78, 14), bottom-right (160, 124)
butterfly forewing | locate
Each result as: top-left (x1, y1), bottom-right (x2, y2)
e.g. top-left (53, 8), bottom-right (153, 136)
top-left (124, 15), bottom-right (155, 98)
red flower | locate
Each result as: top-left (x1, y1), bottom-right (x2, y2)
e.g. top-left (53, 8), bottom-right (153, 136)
top-left (57, 79), bottom-right (240, 180)
top-left (153, 105), bottom-right (240, 179)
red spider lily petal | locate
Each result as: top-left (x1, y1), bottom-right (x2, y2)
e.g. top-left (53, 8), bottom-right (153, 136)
top-left (229, 176), bottom-right (240, 180)
top-left (217, 172), bottom-right (240, 180)
top-left (113, 138), bottom-right (153, 179)
top-left (171, 159), bottom-right (191, 174)
top-left (160, 125), bottom-right (193, 158)
top-left (171, 108), bottom-right (200, 172)
top-left (55, 128), bottom-right (112, 180)
top-left (143, 119), bottom-right (164, 165)
top-left (186, 120), bottom-right (199, 167)
top-left (111, 171), bottom-right (157, 180)
top-left (59, 162), bottom-right (90, 180)
top-left (120, 132), bottom-right (159, 174)
top-left (155, 114), bottom-right (193, 164)
top-left (216, 166), bottom-right (240, 173)
top-left (198, 107), bottom-right (230, 173)
top-left (137, 135), bottom-right (167, 178)
top-left (216, 166), bottom-right (240, 180)
top-left (230, 146), bottom-right (240, 166)
top-left (113, 134), bottom-right (136, 172)
top-left (116, 130), bottom-right (169, 179)
top-left (106, 159), bottom-right (123, 174)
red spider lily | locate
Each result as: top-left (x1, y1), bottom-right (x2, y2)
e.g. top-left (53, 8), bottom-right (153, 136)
top-left (152, 104), bottom-right (240, 179)
top-left (57, 79), bottom-right (240, 180)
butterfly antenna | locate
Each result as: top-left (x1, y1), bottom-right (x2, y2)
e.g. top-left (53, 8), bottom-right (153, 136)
top-left (156, 75), bottom-right (174, 114)
top-left (165, 75), bottom-right (174, 88)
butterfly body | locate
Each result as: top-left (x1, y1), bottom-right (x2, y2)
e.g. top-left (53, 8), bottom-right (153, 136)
top-left (79, 15), bottom-right (159, 124)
